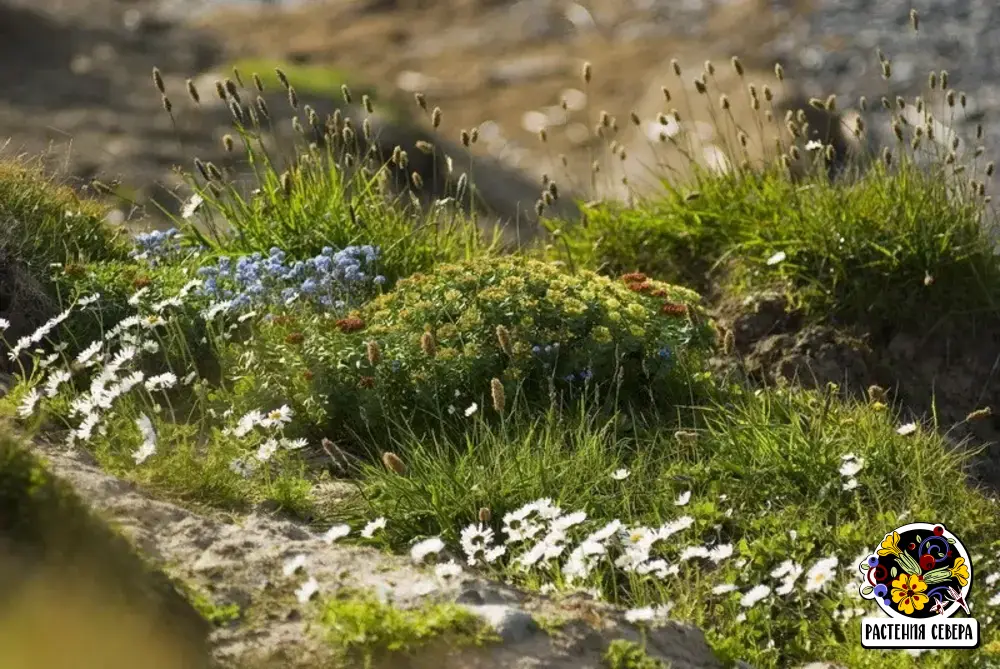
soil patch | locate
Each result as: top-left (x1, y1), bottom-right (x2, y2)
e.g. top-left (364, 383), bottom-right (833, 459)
top-left (711, 291), bottom-right (1000, 489)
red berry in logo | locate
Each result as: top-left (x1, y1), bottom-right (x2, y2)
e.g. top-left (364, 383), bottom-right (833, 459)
top-left (933, 525), bottom-right (944, 536)
top-left (908, 543), bottom-right (916, 550)
top-left (919, 554), bottom-right (936, 570)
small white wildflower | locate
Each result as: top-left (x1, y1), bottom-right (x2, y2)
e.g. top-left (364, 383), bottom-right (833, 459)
top-left (464, 402), bottom-right (478, 417)
top-left (322, 524), bottom-right (351, 544)
top-left (611, 468), bottom-right (630, 481)
top-left (0, 318), bottom-right (9, 330)
top-left (76, 340), bottom-right (103, 366)
top-left (804, 555), bottom-right (839, 593)
top-left (411, 537), bottom-right (445, 564)
top-left (78, 293), bottom-right (100, 307)
top-left (435, 560), bottom-right (464, 581)
top-left (674, 490), bottom-right (692, 506)
top-left (132, 414), bottom-right (157, 464)
top-left (897, 422), bottom-right (917, 436)
top-left (144, 372), bottom-right (178, 392)
top-left (128, 287), bottom-right (150, 305)
top-left (361, 517), bottom-right (387, 539)
top-left (295, 577), bottom-right (319, 603)
top-left (460, 524), bottom-right (496, 566)
top-left (181, 193), bottom-right (204, 219)
top-left (624, 607), bottom-right (656, 623)
top-left (805, 140), bottom-right (824, 151)
top-left (842, 478), bottom-right (859, 491)
top-left (282, 437), bottom-right (308, 450)
top-left (712, 584), bottom-right (738, 595)
top-left (657, 516), bottom-right (694, 540)
top-left (766, 251), bottom-right (787, 266)
top-left (680, 546), bottom-right (710, 562)
top-left (44, 370), bottom-right (72, 398)
top-left (229, 456), bottom-right (256, 478)
top-left (233, 409), bottom-right (264, 437)
top-left (709, 543), bottom-right (734, 563)
top-left (839, 458), bottom-right (864, 477)
top-left (260, 405), bottom-right (293, 429)
top-left (256, 439), bottom-right (280, 462)
top-left (282, 554), bottom-right (308, 577)
top-left (17, 388), bottom-right (40, 419)
top-left (776, 563), bottom-right (805, 595)
top-left (551, 510), bottom-right (587, 532)
top-left (740, 584), bottom-right (771, 608)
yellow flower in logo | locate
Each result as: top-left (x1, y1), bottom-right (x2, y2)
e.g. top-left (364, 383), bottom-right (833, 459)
top-left (878, 531), bottom-right (902, 557)
top-left (950, 557), bottom-right (970, 587)
top-left (891, 573), bottom-right (929, 615)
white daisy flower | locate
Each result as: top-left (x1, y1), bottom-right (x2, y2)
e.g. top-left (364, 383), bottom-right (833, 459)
top-left (674, 490), bottom-right (692, 506)
top-left (464, 402), bottom-right (478, 417)
top-left (766, 251), bottom-right (787, 266)
top-left (897, 422), bottom-right (917, 436)
top-left (410, 537), bottom-right (445, 564)
top-left (17, 388), bottom-right (40, 419)
top-left (295, 577), bottom-right (319, 603)
top-left (260, 405), bottom-right (293, 429)
top-left (361, 517), bottom-right (387, 539)
top-left (740, 584), bottom-right (771, 608)
top-left (282, 554), bottom-right (307, 576)
top-left (804, 555), bottom-right (839, 593)
top-left (322, 524), bottom-right (351, 544)
top-left (611, 468), bottom-right (630, 481)
top-left (839, 458), bottom-right (864, 477)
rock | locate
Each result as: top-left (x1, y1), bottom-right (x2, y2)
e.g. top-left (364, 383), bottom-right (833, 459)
top-left (463, 603), bottom-right (540, 643)
top-left (22, 432), bottom-right (726, 669)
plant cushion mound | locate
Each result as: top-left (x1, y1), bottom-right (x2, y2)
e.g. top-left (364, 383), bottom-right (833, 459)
top-left (260, 257), bottom-right (716, 442)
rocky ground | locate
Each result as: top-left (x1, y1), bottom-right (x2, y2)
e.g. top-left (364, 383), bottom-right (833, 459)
top-left (24, 431), bottom-right (728, 669)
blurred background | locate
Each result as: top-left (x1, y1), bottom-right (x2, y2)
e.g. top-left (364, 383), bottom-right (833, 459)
top-left (2, 0), bottom-right (998, 228)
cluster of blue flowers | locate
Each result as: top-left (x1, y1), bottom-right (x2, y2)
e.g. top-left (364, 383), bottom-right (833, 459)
top-left (196, 244), bottom-right (386, 312)
top-left (131, 228), bottom-right (186, 265)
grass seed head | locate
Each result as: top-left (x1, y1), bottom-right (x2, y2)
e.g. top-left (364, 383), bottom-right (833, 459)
top-left (490, 378), bottom-right (506, 413)
top-left (382, 451), bottom-right (406, 475)
top-left (222, 134), bottom-right (234, 152)
top-left (731, 56), bottom-right (744, 76)
top-left (152, 67), bottom-right (165, 94)
top-left (420, 331), bottom-right (436, 357)
top-left (366, 340), bottom-right (381, 365)
top-left (224, 79), bottom-right (240, 103)
top-left (341, 84), bottom-right (352, 104)
top-left (495, 325), bottom-right (513, 355)
top-left (478, 507), bottom-right (491, 524)
top-left (582, 61), bottom-right (592, 84)
top-left (161, 95), bottom-right (172, 114)
top-left (275, 68), bottom-right (290, 89)
top-left (288, 86), bottom-right (299, 110)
